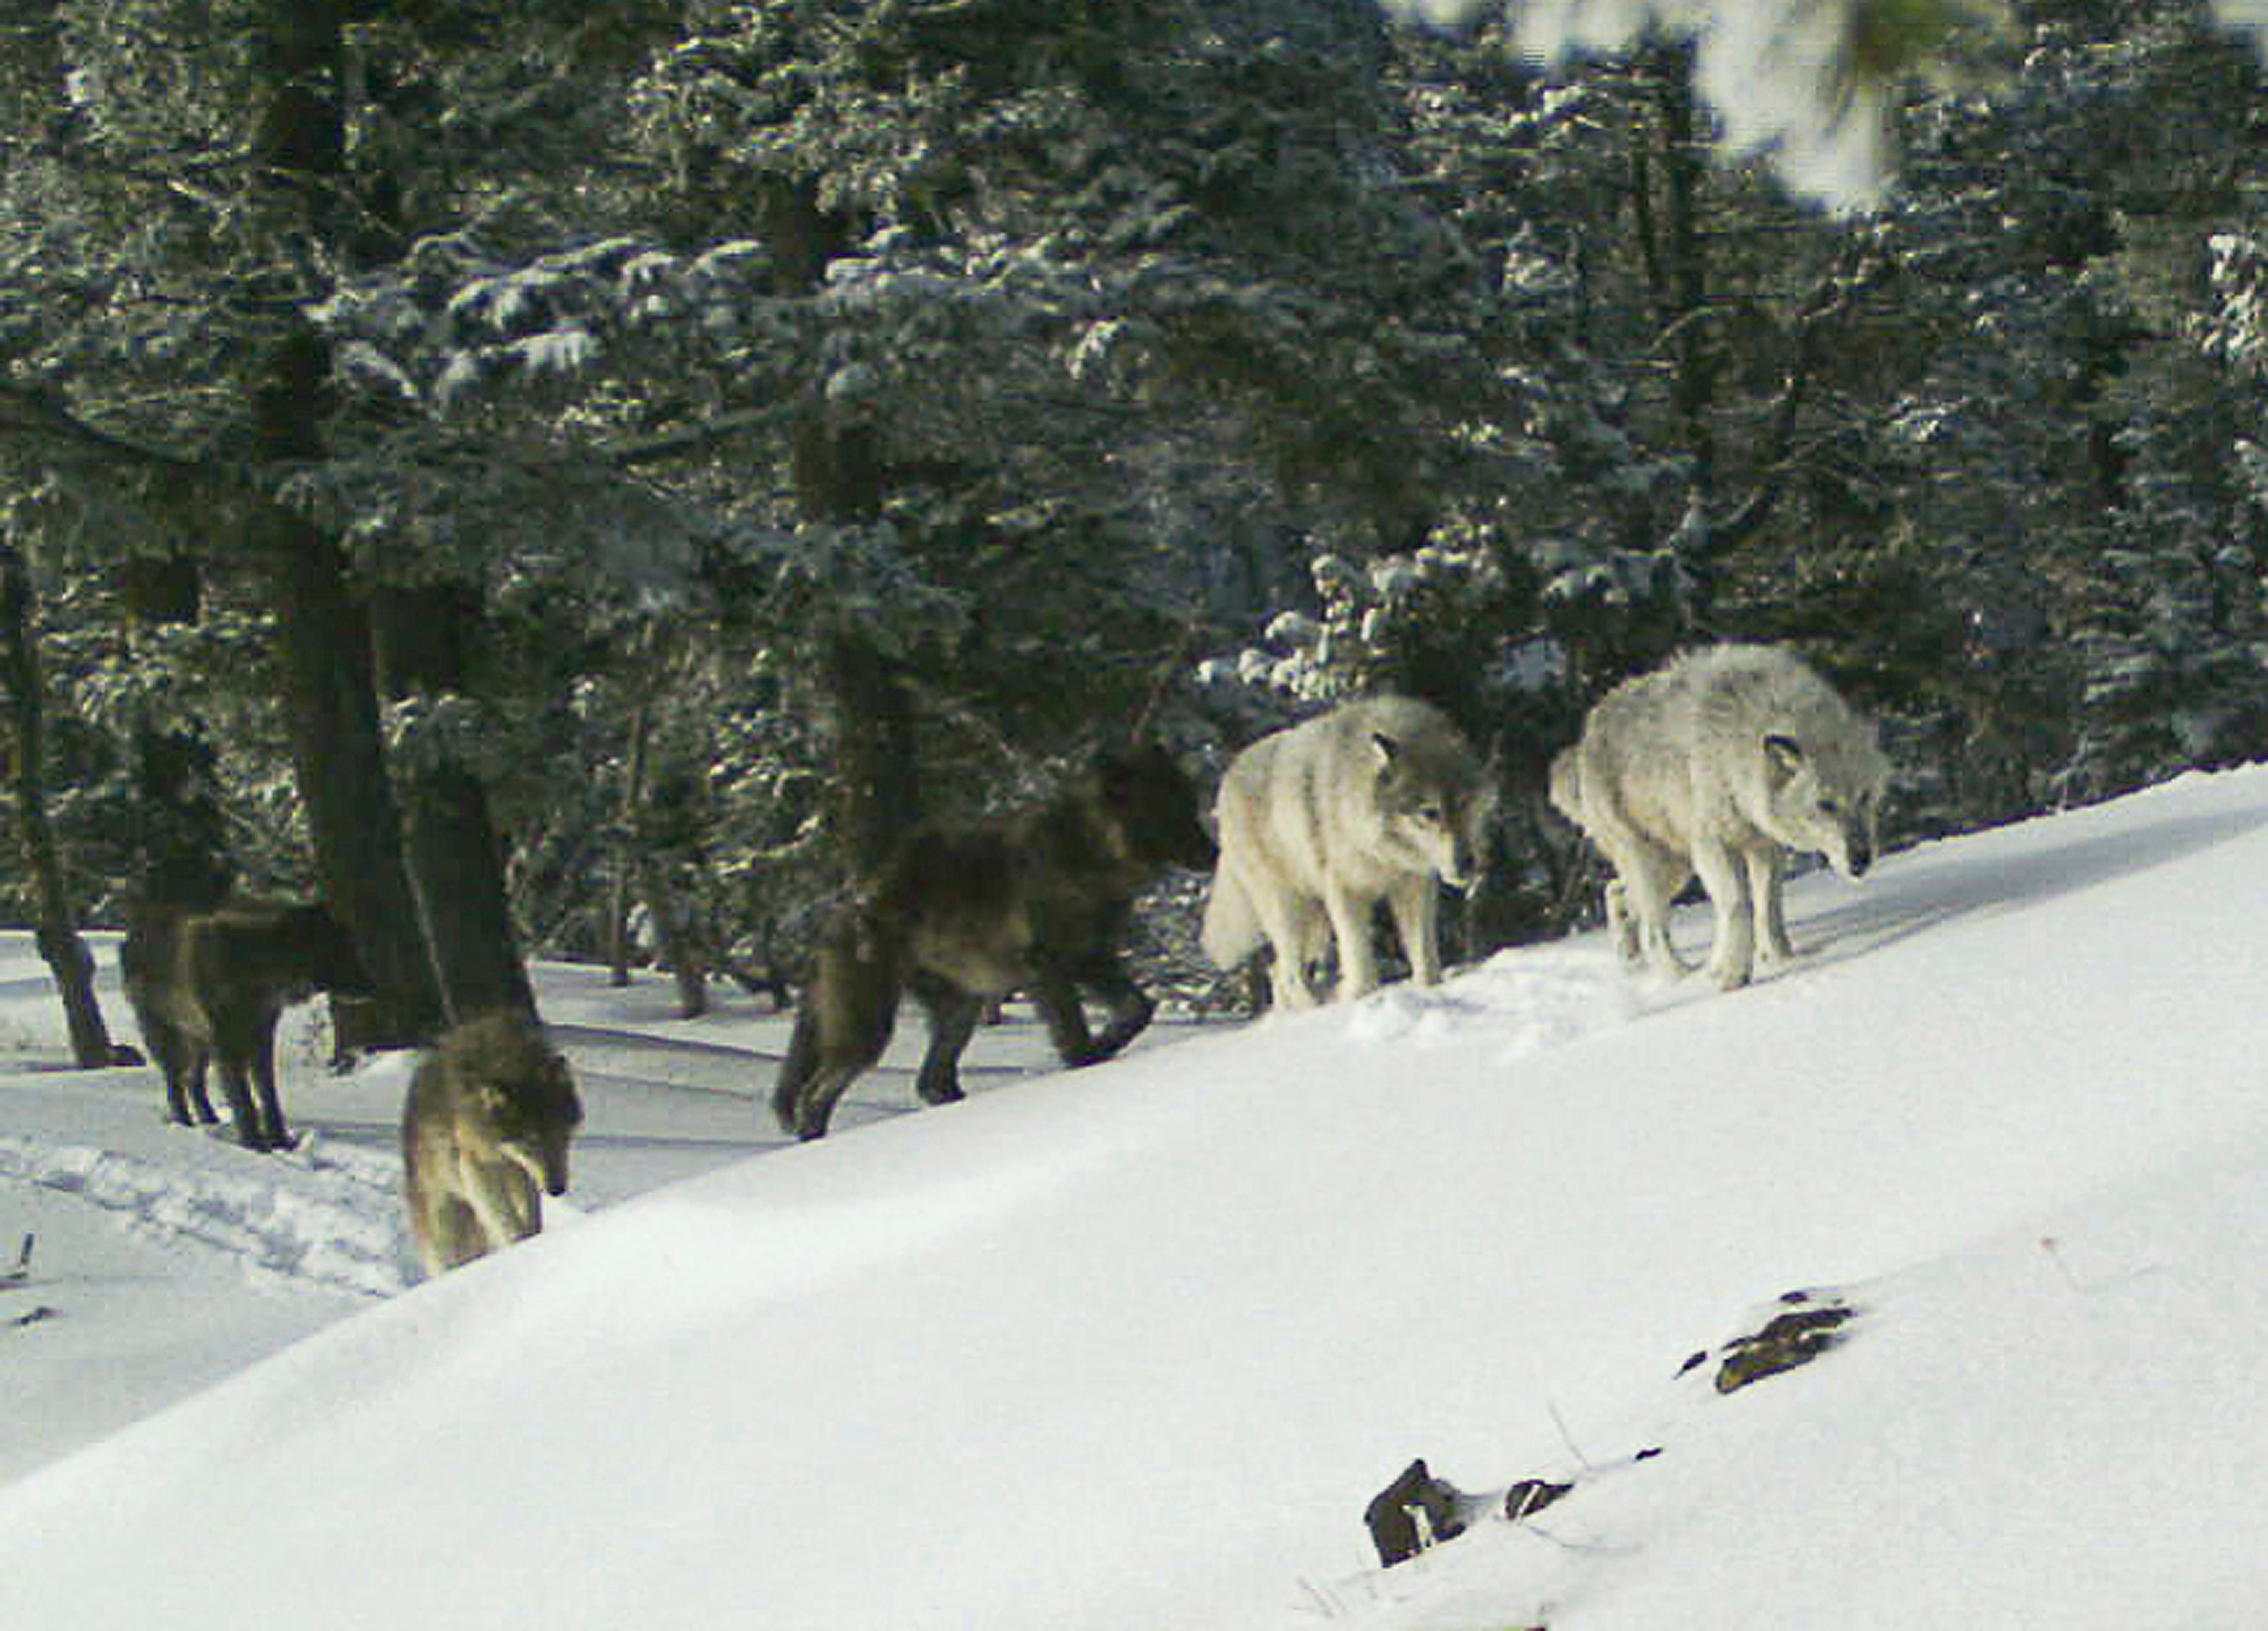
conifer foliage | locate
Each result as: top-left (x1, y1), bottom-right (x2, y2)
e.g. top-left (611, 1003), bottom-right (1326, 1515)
top-left (1, 0), bottom-right (2266, 1000)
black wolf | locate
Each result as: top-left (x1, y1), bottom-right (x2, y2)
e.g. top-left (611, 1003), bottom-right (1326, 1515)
top-left (119, 898), bottom-right (372, 1151)
top-left (770, 742), bottom-right (1216, 1140)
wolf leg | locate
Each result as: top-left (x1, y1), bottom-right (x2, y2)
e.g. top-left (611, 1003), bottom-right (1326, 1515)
top-left (147, 1022), bottom-right (215, 1126)
top-left (1387, 874), bottom-right (1443, 986)
top-left (790, 1062), bottom-right (867, 1141)
top-left (774, 921), bottom-right (902, 1138)
top-left (1027, 960), bottom-right (1098, 1066)
top-left (417, 1191), bottom-right (488, 1276)
top-left (770, 1001), bottom-right (823, 1134)
top-left (1222, 864), bottom-right (1317, 1010)
top-left (1692, 839), bottom-right (1755, 990)
top-left (908, 972), bottom-right (982, 1105)
top-left (1041, 951), bottom-right (1151, 1065)
top-left (1602, 878), bottom-right (1638, 963)
top-left (1746, 847), bottom-right (1796, 970)
top-left (1076, 951), bottom-right (1154, 1062)
top-left (1609, 840), bottom-right (1691, 978)
top-left (463, 1159), bottom-right (541, 1251)
top-left (181, 1050), bottom-right (218, 1124)
top-left (209, 1049), bottom-right (272, 1149)
top-left (245, 1012), bottom-right (293, 1149)
top-left (1325, 885), bottom-right (1382, 1003)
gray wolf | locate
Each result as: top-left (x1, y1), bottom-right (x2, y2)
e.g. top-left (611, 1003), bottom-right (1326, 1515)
top-left (770, 741), bottom-right (1216, 1141)
top-left (120, 898), bottom-right (371, 1150)
top-left (1551, 643), bottom-right (1889, 989)
top-left (1202, 696), bottom-right (1492, 1008)
top-left (401, 1011), bottom-right (582, 1276)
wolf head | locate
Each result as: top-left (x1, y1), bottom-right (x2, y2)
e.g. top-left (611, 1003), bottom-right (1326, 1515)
top-left (1759, 730), bottom-right (1889, 879)
top-left (447, 1013), bottom-right (584, 1195)
top-left (488, 1076), bottom-right (580, 1197)
top-left (281, 903), bottom-right (375, 997)
top-left (1371, 730), bottom-right (1494, 891)
top-left (1097, 742), bottom-right (1217, 871)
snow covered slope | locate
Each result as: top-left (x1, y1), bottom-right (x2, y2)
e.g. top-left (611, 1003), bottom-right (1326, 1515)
top-left (4, 767), bottom-right (2267, 1630)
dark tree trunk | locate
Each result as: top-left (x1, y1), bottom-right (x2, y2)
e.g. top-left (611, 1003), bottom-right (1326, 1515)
top-left (608, 695), bottom-right (653, 988)
top-left (635, 865), bottom-right (709, 1020)
top-left (821, 627), bottom-right (922, 877)
top-left (795, 395), bottom-right (924, 876)
top-left (259, 504), bottom-right (448, 1046)
top-left (1649, 47), bottom-right (1718, 505)
top-left (246, 0), bottom-right (525, 1034)
top-left (0, 544), bottom-right (125, 1066)
top-left (369, 584), bottom-right (538, 1027)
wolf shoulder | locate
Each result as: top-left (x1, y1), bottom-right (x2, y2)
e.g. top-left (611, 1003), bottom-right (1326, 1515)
top-left (1225, 695), bottom-right (1470, 809)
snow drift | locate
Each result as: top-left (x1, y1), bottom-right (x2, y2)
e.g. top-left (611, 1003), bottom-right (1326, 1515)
top-left (4, 767), bottom-right (2268, 1629)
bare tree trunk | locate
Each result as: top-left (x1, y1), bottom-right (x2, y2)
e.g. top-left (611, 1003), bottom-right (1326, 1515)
top-left (0, 542), bottom-right (125, 1066)
top-left (608, 696), bottom-right (653, 988)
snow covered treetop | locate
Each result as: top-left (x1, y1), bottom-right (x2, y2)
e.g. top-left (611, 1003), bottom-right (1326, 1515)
top-left (1377, 0), bottom-right (2268, 209)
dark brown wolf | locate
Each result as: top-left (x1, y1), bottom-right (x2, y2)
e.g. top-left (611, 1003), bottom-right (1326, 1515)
top-left (119, 898), bottom-right (372, 1151)
top-left (770, 742), bottom-right (1216, 1140)
top-left (401, 1011), bottom-right (582, 1276)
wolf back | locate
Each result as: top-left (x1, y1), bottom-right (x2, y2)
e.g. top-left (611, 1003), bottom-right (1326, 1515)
top-left (1203, 695), bottom-right (1492, 1008)
top-left (401, 1010), bottom-right (582, 1276)
top-left (120, 897), bottom-right (370, 1151)
top-left (770, 741), bottom-right (1216, 1141)
top-left (1555, 643), bottom-right (1889, 989)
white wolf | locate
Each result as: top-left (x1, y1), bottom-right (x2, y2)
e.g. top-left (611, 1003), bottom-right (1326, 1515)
top-left (1551, 643), bottom-right (1889, 990)
top-left (401, 1012), bottom-right (583, 1277)
top-left (1204, 696), bottom-right (1493, 1007)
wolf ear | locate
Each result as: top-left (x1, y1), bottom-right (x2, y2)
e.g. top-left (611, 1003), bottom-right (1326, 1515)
top-left (1762, 733), bottom-right (1805, 783)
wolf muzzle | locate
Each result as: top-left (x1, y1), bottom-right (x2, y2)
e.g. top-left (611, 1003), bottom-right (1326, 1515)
top-left (513, 1144), bottom-right (571, 1198)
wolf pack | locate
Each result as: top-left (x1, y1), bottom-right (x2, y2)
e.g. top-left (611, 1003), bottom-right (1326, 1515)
top-left (116, 642), bottom-right (1889, 1279)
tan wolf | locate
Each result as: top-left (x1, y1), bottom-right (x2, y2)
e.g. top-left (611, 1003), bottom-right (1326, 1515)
top-left (1552, 643), bottom-right (1890, 989)
top-left (770, 741), bottom-right (1216, 1141)
top-left (401, 1011), bottom-right (582, 1276)
top-left (120, 898), bottom-right (371, 1150)
top-left (1202, 696), bottom-right (1493, 1008)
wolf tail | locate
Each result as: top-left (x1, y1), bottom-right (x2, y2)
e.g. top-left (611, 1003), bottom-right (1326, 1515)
top-left (1200, 867), bottom-right (1261, 970)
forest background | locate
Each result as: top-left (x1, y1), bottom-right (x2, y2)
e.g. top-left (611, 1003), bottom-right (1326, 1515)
top-left (4, 0), bottom-right (2268, 1054)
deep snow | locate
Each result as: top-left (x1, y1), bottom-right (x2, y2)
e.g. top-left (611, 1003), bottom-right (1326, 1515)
top-left (3, 765), bottom-right (2267, 1629)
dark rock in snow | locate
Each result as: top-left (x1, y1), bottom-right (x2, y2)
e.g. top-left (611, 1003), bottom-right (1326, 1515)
top-left (1714, 1301), bottom-right (1855, 1394)
top-left (1364, 1458), bottom-right (1470, 1566)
